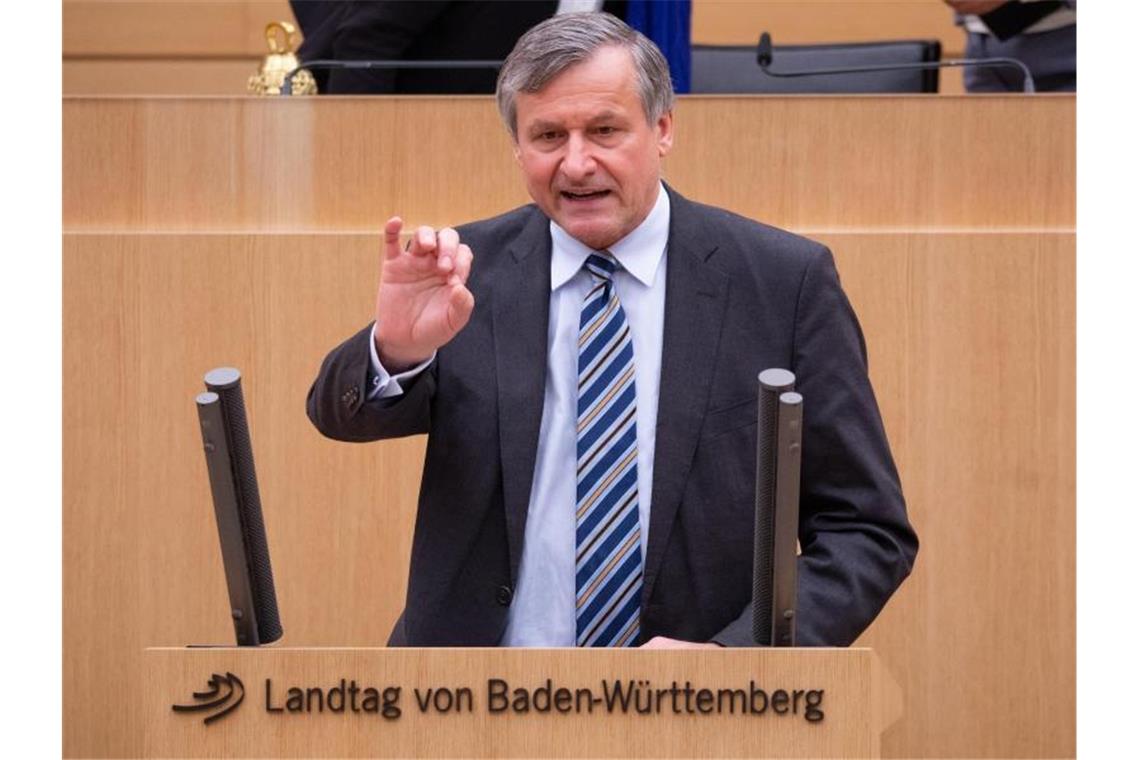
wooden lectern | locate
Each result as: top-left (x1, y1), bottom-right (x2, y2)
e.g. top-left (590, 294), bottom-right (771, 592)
top-left (64, 95), bottom-right (1074, 758)
top-left (145, 647), bottom-right (899, 758)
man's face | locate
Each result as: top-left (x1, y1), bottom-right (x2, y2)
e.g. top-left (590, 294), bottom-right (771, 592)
top-left (512, 46), bottom-right (674, 251)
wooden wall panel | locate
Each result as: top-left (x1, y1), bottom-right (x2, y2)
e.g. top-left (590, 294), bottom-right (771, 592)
top-left (62, 239), bottom-right (145, 758)
top-left (62, 96), bottom-right (1075, 232)
top-left (693, 1), bottom-right (964, 54)
top-left (63, 0), bottom-right (295, 57)
top-left (825, 232), bottom-right (1076, 759)
top-left (63, 230), bottom-right (1073, 758)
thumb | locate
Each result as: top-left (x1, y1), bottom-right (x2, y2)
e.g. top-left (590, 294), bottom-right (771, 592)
top-left (446, 283), bottom-right (475, 334)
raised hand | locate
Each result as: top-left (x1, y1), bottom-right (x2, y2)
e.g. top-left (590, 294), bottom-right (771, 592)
top-left (373, 216), bottom-right (475, 371)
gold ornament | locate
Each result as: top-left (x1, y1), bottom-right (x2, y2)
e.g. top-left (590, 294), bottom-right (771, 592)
top-left (247, 21), bottom-right (317, 96)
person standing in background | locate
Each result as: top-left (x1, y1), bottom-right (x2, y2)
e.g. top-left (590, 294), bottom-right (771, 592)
top-left (288, 1), bottom-right (649, 95)
top-left (289, 1), bottom-right (558, 94)
top-left (944, 0), bottom-right (1076, 91)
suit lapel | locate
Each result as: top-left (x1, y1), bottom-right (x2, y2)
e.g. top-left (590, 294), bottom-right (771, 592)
top-left (493, 210), bottom-right (552, 585)
top-left (643, 189), bottom-right (729, 603)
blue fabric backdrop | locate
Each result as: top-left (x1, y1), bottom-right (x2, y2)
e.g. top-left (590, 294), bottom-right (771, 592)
top-left (626, 0), bottom-right (691, 93)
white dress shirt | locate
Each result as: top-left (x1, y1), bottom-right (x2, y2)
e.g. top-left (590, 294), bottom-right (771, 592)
top-left (369, 184), bottom-right (670, 646)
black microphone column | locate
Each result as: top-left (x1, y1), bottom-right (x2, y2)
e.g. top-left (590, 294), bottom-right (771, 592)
top-left (752, 369), bottom-right (803, 646)
top-left (197, 367), bottom-right (283, 646)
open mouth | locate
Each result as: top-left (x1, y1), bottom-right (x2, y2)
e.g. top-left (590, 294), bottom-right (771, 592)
top-left (561, 189), bottom-right (611, 201)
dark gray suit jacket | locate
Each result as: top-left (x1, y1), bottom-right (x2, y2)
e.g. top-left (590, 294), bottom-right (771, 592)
top-left (307, 186), bottom-right (918, 647)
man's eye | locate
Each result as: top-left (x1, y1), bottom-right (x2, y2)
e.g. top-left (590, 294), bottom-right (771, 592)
top-left (595, 126), bottom-right (616, 136)
top-left (538, 131), bottom-right (560, 141)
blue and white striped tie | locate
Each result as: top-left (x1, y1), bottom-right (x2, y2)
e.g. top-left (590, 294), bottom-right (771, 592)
top-left (575, 251), bottom-right (642, 647)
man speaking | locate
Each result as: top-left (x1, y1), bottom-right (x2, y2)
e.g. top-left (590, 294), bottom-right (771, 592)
top-left (307, 12), bottom-right (918, 648)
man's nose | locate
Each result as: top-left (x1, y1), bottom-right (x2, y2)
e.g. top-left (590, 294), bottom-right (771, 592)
top-left (560, 134), bottom-right (597, 180)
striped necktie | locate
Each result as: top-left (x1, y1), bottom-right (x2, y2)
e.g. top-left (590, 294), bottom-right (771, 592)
top-left (575, 251), bottom-right (643, 647)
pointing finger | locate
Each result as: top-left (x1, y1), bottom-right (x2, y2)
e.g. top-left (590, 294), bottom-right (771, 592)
top-left (383, 216), bottom-right (404, 261)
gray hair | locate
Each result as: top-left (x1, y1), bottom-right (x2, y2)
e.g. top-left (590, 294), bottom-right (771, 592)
top-left (495, 12), bottom-right (675, 140)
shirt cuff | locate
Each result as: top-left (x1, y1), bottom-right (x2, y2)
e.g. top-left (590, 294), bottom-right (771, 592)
top-left (367, 323), bottom-right (436, 400)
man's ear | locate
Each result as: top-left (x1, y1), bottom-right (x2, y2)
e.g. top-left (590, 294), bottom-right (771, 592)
top-left (656, 110), bottom-right (674, 157)
top-left (512, 139), bottom-right (522, 165)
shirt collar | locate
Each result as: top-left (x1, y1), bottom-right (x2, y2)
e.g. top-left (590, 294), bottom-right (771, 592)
top-left (550, 182), bottom-right (670, 291)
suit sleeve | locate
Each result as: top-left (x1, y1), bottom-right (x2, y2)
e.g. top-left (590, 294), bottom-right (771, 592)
top-left (712, 246), bottom-right (919, 647)
top-left (306, 323), bottom-right (437, 442)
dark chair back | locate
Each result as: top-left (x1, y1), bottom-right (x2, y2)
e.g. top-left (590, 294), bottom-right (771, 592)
top-left (691, 40), bottom-right (942, 94)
